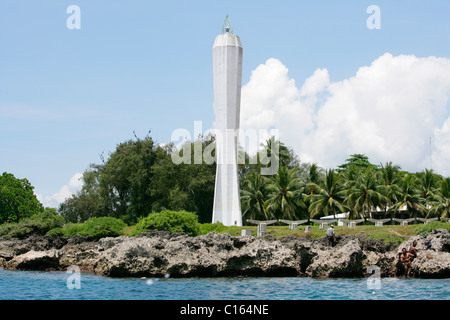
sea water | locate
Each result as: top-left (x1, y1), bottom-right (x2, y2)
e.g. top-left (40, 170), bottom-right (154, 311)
top-left (0, 268), bottom-right (448, 300)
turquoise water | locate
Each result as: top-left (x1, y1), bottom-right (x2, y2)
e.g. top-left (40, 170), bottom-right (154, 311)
top-left (0, 268), bottom-right (448, 300)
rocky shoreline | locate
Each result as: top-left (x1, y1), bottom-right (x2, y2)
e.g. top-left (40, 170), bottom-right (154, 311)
top-left (0, 229), bottom-right (449, 278)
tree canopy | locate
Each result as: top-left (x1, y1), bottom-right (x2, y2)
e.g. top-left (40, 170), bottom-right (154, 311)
top-left (4, 133), bottom-right (449, 229)
top-left (57, 134), bottom-right (450, 225)
top-left (60, 135), bottom-right (216, 224)
top-left (337, 154), bottom-right (378, 172)
top-left (0, 172), bottom-right (43, 223)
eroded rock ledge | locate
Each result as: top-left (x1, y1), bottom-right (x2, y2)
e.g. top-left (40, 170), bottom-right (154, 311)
top-left (1, 229), bottom-right (449, 278)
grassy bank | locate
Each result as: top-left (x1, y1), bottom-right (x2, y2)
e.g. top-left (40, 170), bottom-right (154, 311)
top-left (1, 208), bottom-right (448, 245)
top-left (198, 224), bottom-right (415, 244)
top-left (191, 222), bottom-right (450, 245)
top-left (117, 221), bottom-right (449, 245)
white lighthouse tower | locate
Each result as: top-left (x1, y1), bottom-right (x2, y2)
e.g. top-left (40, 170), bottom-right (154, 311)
top-left (211, 16), bottom-right (243, 226)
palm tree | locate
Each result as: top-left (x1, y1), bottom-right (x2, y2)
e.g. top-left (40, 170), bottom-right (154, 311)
top-left (379, 161), bottom-right (402, 215)
top-left (265, 165), bottom-right (305, 220)
top-left (302, 163), bottom-right (324, 196)
top-left (306, 163), bottom-right (323, 184)
top-left (416, 169), bottom-right (440, 215)
top-left (241, 172), bottom-right (272, 220)
top-left (340, 163), bottom-right (360, 189)
top-left (417, 169), bottom-right (439, 197)
top-left (345, 168), bottom-right (389, 220)
top-left (306, 169), bottom-right (347, 219)
top-left (428, 177), bottom-right (450, 219)
top-left (392, 173), bottom-right (426, 218)
top-left (258, 136), bottom-right (290, 176)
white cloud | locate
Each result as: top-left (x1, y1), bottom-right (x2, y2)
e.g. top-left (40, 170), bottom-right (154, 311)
top-left (433, 118), bottom-right (450, 173)
top-left (37, 173), bottom-right (83, 208)
top-left (240, 53), bottom-right (450, 176)
top-left (240, 58), bottom-right (316, 154)
top-left (300, 68), bottom-right (330, 97)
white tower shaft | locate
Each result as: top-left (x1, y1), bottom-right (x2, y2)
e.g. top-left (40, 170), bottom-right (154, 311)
top-left (212, 31), bottom-right (243, 226)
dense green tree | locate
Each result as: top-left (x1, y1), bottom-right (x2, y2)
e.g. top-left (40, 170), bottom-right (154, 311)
top-left (155, 137), bottom-right (216, 223)
top-left (337, 154), bottom-right (378, 173)
top-left (61, 134), bottom-right (216, 224)
top-left (59, 165), bottom-right (107, 223)
top-left (61, 136), bottom-right (158, 224)
top-left (100, 136), bottom-right (158, 222)
top-left (0, 172), bottom-right (43, 223)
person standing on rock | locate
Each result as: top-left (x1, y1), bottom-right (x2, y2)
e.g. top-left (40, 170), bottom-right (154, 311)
top-left (326, 225), bottom-right (335, 247)
top-left (400, 248), bottom-right (413, 277)
top-left (408, 241), bottom-right (418, 262)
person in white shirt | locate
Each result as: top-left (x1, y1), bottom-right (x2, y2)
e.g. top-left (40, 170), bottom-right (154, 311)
top-left (326, 225), bottom-right (335, 247)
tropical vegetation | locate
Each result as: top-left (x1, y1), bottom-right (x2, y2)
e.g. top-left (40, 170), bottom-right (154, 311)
top-left (241, 146), bottom-right (450, 222)
top-left (1, 134), bottom-right (449, 240)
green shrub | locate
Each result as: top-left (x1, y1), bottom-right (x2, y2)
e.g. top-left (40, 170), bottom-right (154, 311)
top-left (199, 222), bottom-right (227, 235)
top-left (62, 217), bottom-right (127, 238)
top-left (0, 222), bottom-right (15, 237)
top-left (0, 208), bottom-right (65, 239)
top-left (414, 221), bottom-right (450, 235)
top-left (131, 209), bottom-right (201, 237)
top-left (54, 222), bottom-right (84, 236)
top-left (46, 227), bottom-right (65, 237)
top-left (43, 217), bottom-right (127, 239)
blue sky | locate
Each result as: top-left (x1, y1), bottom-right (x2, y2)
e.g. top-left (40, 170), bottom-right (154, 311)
top-left (1, 0), bottom-right (450, 207)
